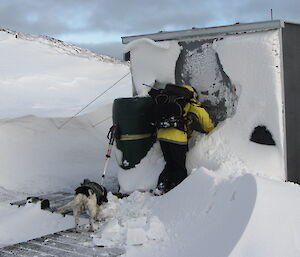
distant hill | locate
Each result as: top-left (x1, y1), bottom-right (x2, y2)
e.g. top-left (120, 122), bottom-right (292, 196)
top-left (0, 28), bottom-right (124, 64)
top-left (0, 28), bottom-right (130, 118)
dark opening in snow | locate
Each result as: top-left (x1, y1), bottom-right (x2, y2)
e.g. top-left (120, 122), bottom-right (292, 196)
top-left (250, 126), bottom-right (276, 145)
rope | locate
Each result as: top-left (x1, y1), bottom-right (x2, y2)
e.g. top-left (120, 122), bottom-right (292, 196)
top-left (57, 71), bottom-right (130, 129)
top-left (92, 116), bottom-right (112, 127)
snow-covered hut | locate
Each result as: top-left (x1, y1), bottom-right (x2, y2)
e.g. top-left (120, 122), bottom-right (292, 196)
top-left (121, 20), bottom-right (300, 185)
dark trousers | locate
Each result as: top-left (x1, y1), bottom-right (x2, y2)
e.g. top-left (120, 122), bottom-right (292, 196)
top-left (158, 140), bottom-right (188, 190)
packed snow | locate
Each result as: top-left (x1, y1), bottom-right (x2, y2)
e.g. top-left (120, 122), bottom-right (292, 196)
top-left (0, 201), bottom-right (80, 247)
top-left (93, 192), bottom-right (167, 248)
top-left (1, 27), bottom-right (300, 257)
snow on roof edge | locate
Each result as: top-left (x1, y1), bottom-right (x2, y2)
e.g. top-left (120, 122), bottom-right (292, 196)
top-left (121, 20), bottom-right (289, 44)
top-left (123, 38), bottom-right (174, 53)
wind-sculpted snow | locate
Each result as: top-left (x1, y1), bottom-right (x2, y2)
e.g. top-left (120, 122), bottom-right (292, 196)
top-left (143, 171), bottom-right (257, 257)
top-left (0, 105), bottom-right (120, 194)
top-left (229, 176), bottom-right (300, 257)
top-left (0, 29), bottom-right (131, 118)
top-left (96, 171), bottom-right (257, 256)
top-left (0, 201), bottom-right (76, 247)
top-left (118, 170), bottom-right (300, 257)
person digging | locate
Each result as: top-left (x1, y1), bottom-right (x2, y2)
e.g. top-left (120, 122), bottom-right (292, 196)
top-left (149, 84), bottom-right (215, 194)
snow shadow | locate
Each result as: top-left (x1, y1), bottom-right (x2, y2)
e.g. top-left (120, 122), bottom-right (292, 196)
top-left (152, 171), bottom-right (257, 257)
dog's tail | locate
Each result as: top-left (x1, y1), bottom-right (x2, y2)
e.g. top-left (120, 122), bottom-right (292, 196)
top-left (56, 198), bottom-right (78, 214)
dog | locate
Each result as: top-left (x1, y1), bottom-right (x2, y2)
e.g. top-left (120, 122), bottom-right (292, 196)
top-left (57, 179), bottom-right (108, 232)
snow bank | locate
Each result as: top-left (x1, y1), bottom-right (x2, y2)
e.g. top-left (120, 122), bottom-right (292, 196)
top-left (146, 170), bottom-right (257, 257)
top-left (230, 176), bottom-right (300, 257)
top-left (0, 105), bottom-right (120, 194)
top-left (0, 201), bottom-right (79, 247)
top-left (0, 29), bottom-right (131, 118)
top-left (109, 170), bottom-right (300, 257)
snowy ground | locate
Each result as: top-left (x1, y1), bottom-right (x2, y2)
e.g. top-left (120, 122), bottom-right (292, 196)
top-left (0, 29), bottom-right (131, 247)
top-left (1, 28), bottom-right (300, 257)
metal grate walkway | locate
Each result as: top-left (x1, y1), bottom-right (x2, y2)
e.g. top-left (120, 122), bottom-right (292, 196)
top-left (0, 228), bottom-right (124, 256)
top-left (0, 192), bottom-right (125, 256)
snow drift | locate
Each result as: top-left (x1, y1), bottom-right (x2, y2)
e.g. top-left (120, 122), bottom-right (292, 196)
top-left (0, 201), bottom-right (77, 247)
top-left (0, 29), bottom-right (132, 194)
top-left (0, 28), bottom-right (130, 118)
top-left (95, 169), bottom-right (300, 257)
top-left (0, 106), bottom-right (120, 193)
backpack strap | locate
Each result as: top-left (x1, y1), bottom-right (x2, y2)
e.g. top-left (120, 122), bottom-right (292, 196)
top-left (148, 84), bottom-right (194, 132)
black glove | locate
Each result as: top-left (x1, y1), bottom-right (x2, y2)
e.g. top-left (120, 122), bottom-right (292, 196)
top-left (187, 113), bottom-right (207, 134)
top-left (148, 88), bottom-right (162, 98)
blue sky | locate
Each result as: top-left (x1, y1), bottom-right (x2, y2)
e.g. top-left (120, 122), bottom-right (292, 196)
top-left (1, 0), bottom-right (299, 59)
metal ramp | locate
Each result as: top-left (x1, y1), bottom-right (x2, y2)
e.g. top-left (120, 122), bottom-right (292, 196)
top-left (0, 192), bottom-right (125, 256)
top-left (9, 191), bottom-right (88, 217)
top-left (0, 228), bottom-right (125, 256)
top-left (10, 191), bottom-right (73, 209)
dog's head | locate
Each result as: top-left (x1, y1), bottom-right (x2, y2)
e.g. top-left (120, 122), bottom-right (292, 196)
top-left (81, 178), bottom-right (91, 186)
top-left (99, 186), bottom-right (108, 203)
top-left (89, 184), bottom-right (108, 204)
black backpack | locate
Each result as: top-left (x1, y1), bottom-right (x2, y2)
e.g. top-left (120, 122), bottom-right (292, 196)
top-left (148, 84), bottom-right (194, 131)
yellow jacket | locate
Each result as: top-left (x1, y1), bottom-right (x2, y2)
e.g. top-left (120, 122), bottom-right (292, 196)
top-left (157, 85), bottom-right (214, 144)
